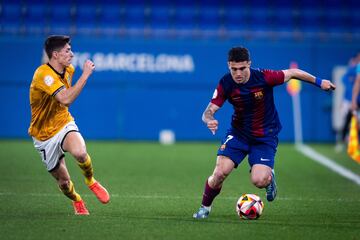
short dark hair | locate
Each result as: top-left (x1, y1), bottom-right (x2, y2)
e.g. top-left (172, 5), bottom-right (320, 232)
top-left (228, 47), bottom-right (250, 62)
top-left (44, 35), bottom-right (71, 59)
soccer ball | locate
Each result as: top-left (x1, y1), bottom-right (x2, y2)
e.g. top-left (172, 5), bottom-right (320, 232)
top-left (236, 193), bottom-right (264, 220)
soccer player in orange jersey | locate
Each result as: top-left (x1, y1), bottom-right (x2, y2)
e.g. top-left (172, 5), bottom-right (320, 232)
top-left (28, 35), bottom-right (110, 215)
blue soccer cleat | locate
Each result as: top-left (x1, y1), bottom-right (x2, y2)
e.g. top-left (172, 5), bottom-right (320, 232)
top-left (193, 206), bottom-right (211, 219)
top-left (266, 170), bottom-right (277, 202)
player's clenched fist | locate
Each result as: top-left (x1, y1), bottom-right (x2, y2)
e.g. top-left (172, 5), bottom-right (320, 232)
top-left (207, 119), bottom-right (218, 135)
top-left (320, 79), bottom-right (336, 91)
top-left (83, 60), bottom-right (95, 77)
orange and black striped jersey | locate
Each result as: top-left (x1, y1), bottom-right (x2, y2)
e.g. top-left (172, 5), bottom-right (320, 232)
top-left (28, 63), bottom-right (75, 141)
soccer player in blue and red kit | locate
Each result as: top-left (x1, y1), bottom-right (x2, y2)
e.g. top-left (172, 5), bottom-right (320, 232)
top-left (193, 46), bottom-right (336, 219)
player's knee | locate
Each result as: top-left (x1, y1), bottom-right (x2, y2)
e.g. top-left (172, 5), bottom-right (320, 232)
top-left (212, 170), bottom-right (228, 185)
top-left (72, 150), bottom-right (88, 163)
top-left (251, 175), bottom-right (269, 188)
top-left (58, 179), bottom-right (71, 190)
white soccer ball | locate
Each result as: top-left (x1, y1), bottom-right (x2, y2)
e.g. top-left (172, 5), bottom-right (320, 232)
top-left (236, 193), bottom-right (264, 220)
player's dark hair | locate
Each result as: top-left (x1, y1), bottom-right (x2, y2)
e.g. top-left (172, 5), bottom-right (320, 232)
top-left (228, 47), bottom-right (250, 62)
top-left (44, 35), bottom-right (71, 59)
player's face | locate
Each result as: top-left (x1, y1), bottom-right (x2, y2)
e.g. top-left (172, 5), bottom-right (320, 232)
top-left (228, 61), bottom-right (251, 84)
top-left (55, 43), bottom-right (74, 67)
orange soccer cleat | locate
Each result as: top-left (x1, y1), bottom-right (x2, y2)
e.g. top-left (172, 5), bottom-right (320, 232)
top-left (73, 199), bottom-right (90, 215)
top-left (89, 181), bottom-right (110, 204)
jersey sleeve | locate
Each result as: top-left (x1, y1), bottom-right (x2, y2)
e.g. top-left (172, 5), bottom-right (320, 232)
top-left (67, 64), bottom-right (75, 85)
top-left (262, 69), bottom-right (285, 86)
top-left (210, 79), bottom-right (227, 107)
top-left (68, 64), bottom-right (75, 74)
top-left (34, 69), bottom-right (65, 96)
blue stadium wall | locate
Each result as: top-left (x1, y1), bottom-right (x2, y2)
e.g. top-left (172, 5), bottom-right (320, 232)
top-left (0, 36), bottom-right (358, 142)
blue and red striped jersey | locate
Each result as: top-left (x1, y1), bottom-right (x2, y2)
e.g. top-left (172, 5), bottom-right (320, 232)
top-left (211, 68), bottom-right (285, 138)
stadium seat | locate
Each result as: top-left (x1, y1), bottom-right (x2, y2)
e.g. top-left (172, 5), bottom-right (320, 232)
top-left (298, 9), bottom-right (322, 34)
top-left (173, 6), bottom-right (199, 37)
top-left (25, 4), bottom-right (50, 34)
top-left (349, 11), bottom-right (359, 33)
top-left (268, 0), bottom-right (294, 8)
top-left (223, 7), bottom-right (248, 32)
top-left (247, 7), bottom-right (271, 32)
top-left (299, 0), bottom-right (323, 8)
top-left (273, 8), bottom-right (296, 33)
top-left (199, 0), bottom-right (221, 6)
top-left (98, 4), bottom-right (124, 35)
top-left (49, 4), bottom-right (75, 35)
top-left (1, 3), bottom-right (24, 34)
top-left (197, 6), bottom-right (224, 38)
top-left (198, 6), bottom-right (222, 31)
top-left (324, 10), bottom-right (346, 34)
top-left (150, 5), bottom-right (174, 36)
top-left (75, 4), bottom-right (99, 35)
top-left (0, 0), bottom-right (358, 40)
top-left (124, 5), bottom-right (146, 31)
top-left (174, 6), bottom-right (198, 30)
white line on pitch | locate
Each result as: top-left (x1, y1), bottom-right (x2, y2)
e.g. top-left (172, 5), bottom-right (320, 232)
top-left (0, 192), bottom-right (359, 202)
top-left (296, 143), bottom-right (360, 186)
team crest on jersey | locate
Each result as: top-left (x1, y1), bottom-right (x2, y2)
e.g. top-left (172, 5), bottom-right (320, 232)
top-left (254, 91), bottom-right (263, 100)
top-left (220, 135), bottom-right (233, 151)
top-left (44, 75), bottom-right (54, 86)
top-left (220, 144), bottom-right (226, 151)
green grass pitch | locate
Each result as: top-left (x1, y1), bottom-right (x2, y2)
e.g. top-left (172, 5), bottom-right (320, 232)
top-left (0, 140), bottom-right (359, 240)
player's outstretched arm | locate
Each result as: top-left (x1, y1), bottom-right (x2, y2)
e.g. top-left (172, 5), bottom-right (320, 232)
top-left (202, 103), bottom-right (220, 135)
top-left (282, 68), bottom-right (336, 91)
top-left (55, 60), bottom-right (95, 106)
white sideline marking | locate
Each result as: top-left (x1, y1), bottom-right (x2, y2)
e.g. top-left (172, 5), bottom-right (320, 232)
top-left (0, 192), bottom-right (359, 202)
top-left (296, 143), bottom-right (360, 186)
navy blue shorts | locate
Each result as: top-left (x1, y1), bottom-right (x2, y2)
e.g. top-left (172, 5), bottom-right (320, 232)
top-left (217, 128), bottom-right (278, 169)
